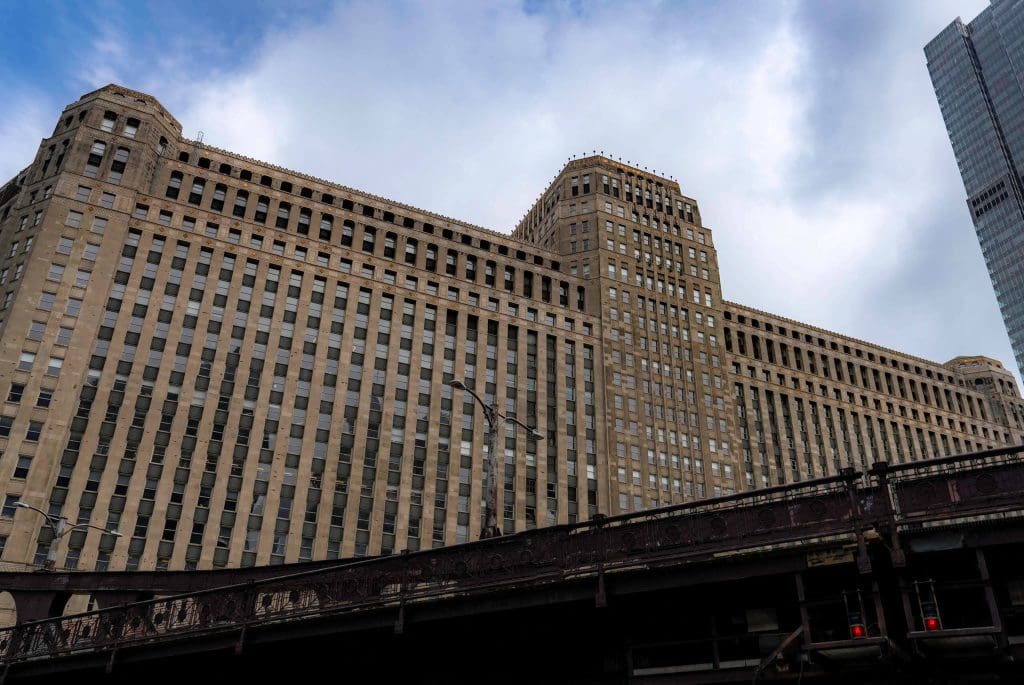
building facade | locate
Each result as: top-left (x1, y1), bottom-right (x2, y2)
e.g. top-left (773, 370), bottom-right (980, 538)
top-left (926, 0), bottom-right (1024, 379)
top-left (0, 85), bottom-right (1019, 572)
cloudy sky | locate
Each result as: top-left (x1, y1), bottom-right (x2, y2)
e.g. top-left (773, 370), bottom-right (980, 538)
top-left (1, 0), bottom-right (1013, 380)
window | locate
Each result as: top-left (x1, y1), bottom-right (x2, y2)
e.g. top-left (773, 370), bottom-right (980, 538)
top-left (25, 421), bottom-right (42, 441)
top-left (100, 192), bottom-right (115, 209)
top-left (47, 264), bottom-right (65, 282)
top-left (123, 118), bottom-right (140, 138)
top-left (158, 210), bottom-right (172, 226)
top-left (83, 244), bottom-right (99, 261)
top-left (211, 184), bottom-right (227, 211)
top-left (233, 190), bottom-right (248, 218)
top-left (1, 496), bottom-right (17, 518)
top-left (65, 210), bottom-right (83, 228)
top-left (7, 384), bottom-right (24, 403)
top-left (46, 358), bottom-right (63, 376)
top-left (66, 299), bottom-right (82, 317)
top-left (56, 238), bottom-right (74, 255)
top-left (75, 185), bottom-right (91, 202)
top-left (17, 352), bottom-right (34, 371)
top-left (74, 270), bottom-right (90, 288)
top-left (85, 141), bottom-right (106, 177)
top-left (133, 204), bottom-right (149, 220)
top-left (319, 214), bottom-right (333, 241)
top-left (296, 208), bottom-right (311, 235)
top-left (101, 111), bottom-right (117, 132)
top-left (254, 196), bottom-right (269, 224)
top-left (166, 171), bottom-right (182, 199)
top-left (36, 389), bottom-right (53, 408)
top-left (276, 202), bottom-right (291, 229)
top-left (188, 178), bottom-right (206, 205)
top-left (55, 327), bottom-right (73, 346)
top-left (13, 456), bottom-right (30, 479)
top-left (27, 321), bottom-right (45, 340)
top-left (108, 147), bottom-right (129, 183)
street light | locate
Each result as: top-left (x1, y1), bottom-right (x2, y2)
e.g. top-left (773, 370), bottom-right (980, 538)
top-left (450, 379), bottom-right (543, 539)
top-left (16, 501), bottom-right (122, 571)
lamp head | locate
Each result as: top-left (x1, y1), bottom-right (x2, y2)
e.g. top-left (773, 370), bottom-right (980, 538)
top-left (109, 530), bottom-right (123, 538)
top-left (530, 431), bottom-right (544, 441)
top-left (450, 379), bottom-right (465, 390)
top-left (15, 501), bottom-right (29, 509)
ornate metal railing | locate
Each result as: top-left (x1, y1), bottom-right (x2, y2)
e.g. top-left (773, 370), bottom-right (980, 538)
top-left (1, 446), bottom-right (1022, 665)
top-left (882, 445), bottom-right (1024, 525)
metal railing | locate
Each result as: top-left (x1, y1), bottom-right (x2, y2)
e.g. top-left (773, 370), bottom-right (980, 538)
top-left (1, 446), bottom-right (1022, 665)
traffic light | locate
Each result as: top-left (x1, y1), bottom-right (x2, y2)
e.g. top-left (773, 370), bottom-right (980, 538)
top-left (922, 601), bottom-right (941, 632)
top-left (848, 611), bottom-right (867, 639)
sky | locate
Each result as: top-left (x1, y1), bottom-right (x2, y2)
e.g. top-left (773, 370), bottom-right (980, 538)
top-left (0, 0), bottom-right (1013, 381)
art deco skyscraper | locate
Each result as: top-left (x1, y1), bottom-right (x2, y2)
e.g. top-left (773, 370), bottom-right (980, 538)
top-left (926, 0), bottom-right (1024, 379)
top-left (0, 84), bottom-right (1019, 573)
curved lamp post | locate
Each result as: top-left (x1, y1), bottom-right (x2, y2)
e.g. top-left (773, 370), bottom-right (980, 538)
top-left (450, 379), bottom-right (542, 539)
top-left (16, 501), bottom-right (122, 571)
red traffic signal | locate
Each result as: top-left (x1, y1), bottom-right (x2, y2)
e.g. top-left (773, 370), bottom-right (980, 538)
top-left (922, 601), bottom-right (941, 632)
top-left (848, 611), bottom-right (867, 639)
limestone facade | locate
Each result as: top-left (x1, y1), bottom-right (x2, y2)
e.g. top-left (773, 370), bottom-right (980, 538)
top-left (0, 85), bottom-right (1016, 571)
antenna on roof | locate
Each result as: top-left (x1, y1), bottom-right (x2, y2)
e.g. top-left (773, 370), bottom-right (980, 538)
top-left (191, 131), bottom-right (205, 161)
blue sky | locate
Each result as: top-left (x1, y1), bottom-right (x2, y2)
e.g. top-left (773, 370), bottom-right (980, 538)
top-left (1, 0), bottom-right (1013, 381)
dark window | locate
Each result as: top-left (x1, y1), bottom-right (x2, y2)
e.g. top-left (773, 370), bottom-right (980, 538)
top-left (313, 214), bottom-right (331, 241)
top-left (254, 196), bottom-right (269, 224)
top-left (166, 171), bottom-right (183, 199)
top-left (25, 421), bottom-right (43, 441)
top-left (211, 184), bottom-right (227, 211)
top-left (1, 496), bottom-right (17, 518)
top-left (13, 456), bottom-right (30, 479)
top-left (276, 202), bottom-right (291, 229)
top-left (233, 190), bottom-right (249, 218)
top-left (188, 178), bottom-right (206, 205)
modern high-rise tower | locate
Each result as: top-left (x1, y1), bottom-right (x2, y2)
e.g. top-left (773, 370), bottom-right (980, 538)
top-left (926, 0), bottom-right (1024, 379)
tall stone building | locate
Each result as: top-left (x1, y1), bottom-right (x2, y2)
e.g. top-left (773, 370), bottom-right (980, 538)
top-left (926, 0), bottom-right (1024, 379)
top-left (0, 85), bottom-right (1019, 572)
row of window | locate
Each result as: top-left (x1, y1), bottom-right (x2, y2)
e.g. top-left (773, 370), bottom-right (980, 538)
top-left (731, 361), bottom-right (1003, 446)
top-left (31, 224), bottom-right (598, 567)
top-left (169, 160), bottom-right (559, 272)
top-left (725, 327), bottom-right (988, 421)
top-left (723, 309), bottom-right (962, 386)
top-left (142, 198), bottom-right (590, 313)
top-left (734, 383), bottom-right (997, 485)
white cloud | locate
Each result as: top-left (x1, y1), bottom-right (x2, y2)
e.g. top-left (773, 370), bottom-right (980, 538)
top-left (0, 91), bottom-right (52, 184)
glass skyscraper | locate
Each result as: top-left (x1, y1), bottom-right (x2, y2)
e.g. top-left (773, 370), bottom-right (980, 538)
top-left (926, 0), bottom-right (1024, 379)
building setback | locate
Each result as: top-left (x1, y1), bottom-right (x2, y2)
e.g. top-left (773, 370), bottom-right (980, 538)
top-left (0, 85), bottom-right (1019, 572)
top-left (926, 0), bottom-right (1024, 379)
